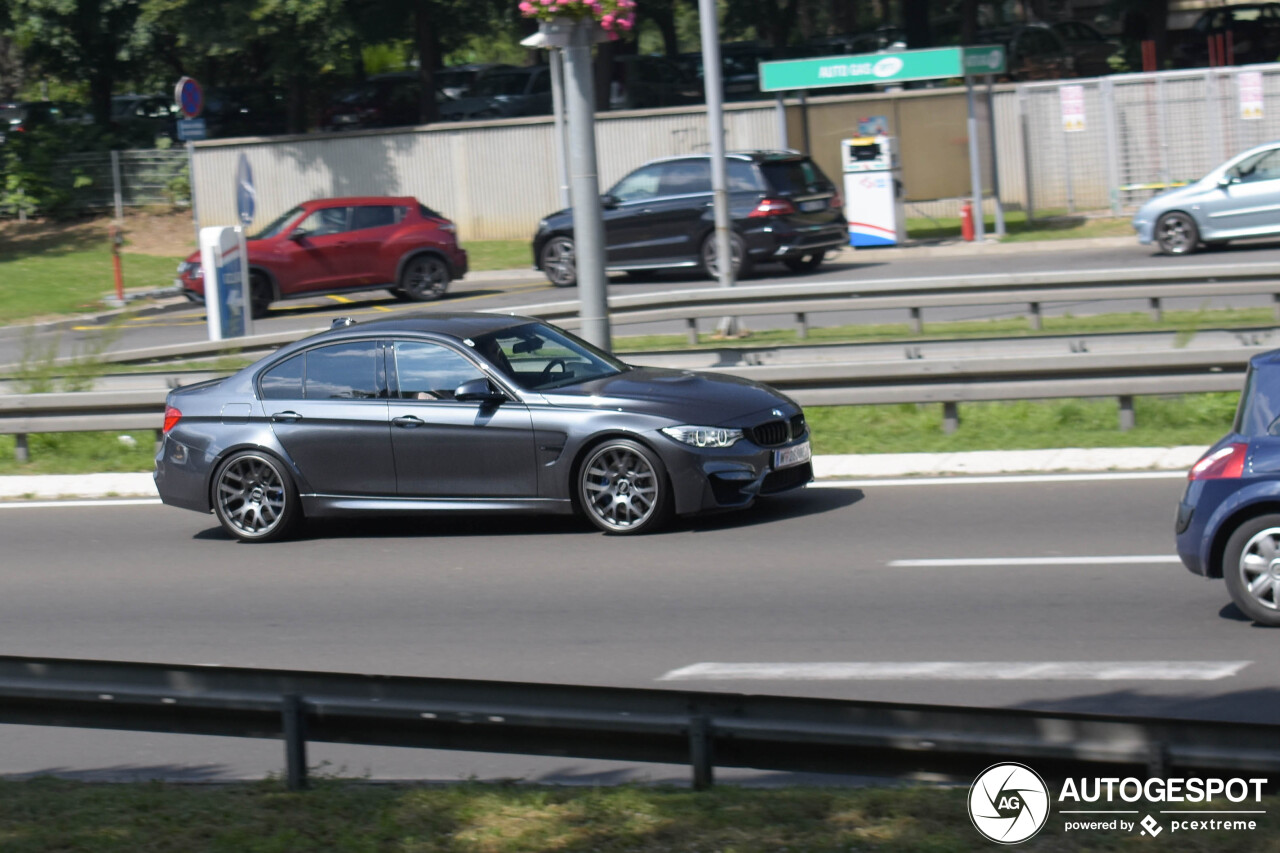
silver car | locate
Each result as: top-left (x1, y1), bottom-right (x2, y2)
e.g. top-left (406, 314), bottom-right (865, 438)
top-left (1133, 140), bottom-right (1280, 254)
top-left (154, 312), bottom-right (813, 541)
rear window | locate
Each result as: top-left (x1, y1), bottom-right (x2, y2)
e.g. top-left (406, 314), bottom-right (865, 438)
top-left (1234, 364), bottom-right (1280, 436)
top-left (760, 159), bottom-right (832, 195)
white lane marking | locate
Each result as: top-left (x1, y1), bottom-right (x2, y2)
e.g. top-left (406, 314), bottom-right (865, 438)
top-left (658, 661), bottom-right (1252, 682)
top-left (811, 471), bottom-right (1187, 488)
top-left (0, 499), bottom-right (161, 509)
top-left (889, 555), bottom-right (1182, 567)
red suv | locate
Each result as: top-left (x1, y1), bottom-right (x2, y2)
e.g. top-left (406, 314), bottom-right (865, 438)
top-left (176, 196), bottom-right (468, 318)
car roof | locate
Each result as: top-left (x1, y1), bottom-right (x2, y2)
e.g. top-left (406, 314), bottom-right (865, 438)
top-left (309, 311), bottom-right (536, 341)
top-left (300, 196), bottom-right (419, 208)
top-left (640, 150), bottom-right (811, 166)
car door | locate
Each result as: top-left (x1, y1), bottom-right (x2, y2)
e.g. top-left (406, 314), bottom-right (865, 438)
top-left (260, 339), bottom-right (397, 496)
top-left (1204, 147), bottom-right (1280, 237)
top-left (602, 162), bottom-right (665, 264)
top-left (387, 339), bottom-right (538, 497)
top-left (278, 206), bottom-right (356, 295)
top-left (605, 159), bottom-right (711, 265)
top-left (346, 204), bottom-right (407, 286)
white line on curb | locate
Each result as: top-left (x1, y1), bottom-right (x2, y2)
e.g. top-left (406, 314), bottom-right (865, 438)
top-left (889, 555), bottom-right (1182, 567)
top-left (0, 499), bottom-right (161, 509)
top-left (658, 661), bottom-right (1252, 681)
top-left (810, 472), bottom-right (1188, 488)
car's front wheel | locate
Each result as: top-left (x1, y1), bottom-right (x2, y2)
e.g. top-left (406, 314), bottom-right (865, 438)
top-left (399, 255), bottom-right (451, 301)
top-left (577, 439), bottom-right (671, 534)
top-left (212, 450), bottom-right (300, 542)
top-left (1223, 513), bottom-right (1280, 626)
top-left (1155, 211), bottom-right (1199, 255)
top-left (540, 236), bottom-right (577, 287)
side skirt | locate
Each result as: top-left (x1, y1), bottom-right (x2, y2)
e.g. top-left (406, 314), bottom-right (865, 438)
top-left (301, 494), bottom-right (575, 517)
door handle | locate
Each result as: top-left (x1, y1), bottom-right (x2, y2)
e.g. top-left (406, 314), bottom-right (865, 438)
top-left (392, 415), bottom-right (424, 428)
top-left (271, 411), bottom-right (302, 423)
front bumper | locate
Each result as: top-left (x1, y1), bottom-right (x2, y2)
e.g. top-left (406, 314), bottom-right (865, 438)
top-left (661, 433), bottom-right (813, 516)
top-left (1132, 216), bottom-right (1154, 245)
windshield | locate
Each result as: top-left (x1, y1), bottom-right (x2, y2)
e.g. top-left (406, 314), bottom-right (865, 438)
top-left (473, 73), bottom-right (529, 97)
top-left (470, 322), bottom-right (627, 391)
top-left (250, 205), bottom-right (305, 240)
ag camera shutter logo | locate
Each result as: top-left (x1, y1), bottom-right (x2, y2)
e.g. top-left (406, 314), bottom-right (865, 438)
top-left (969, 763), bottom-right (1051, 844)
top-left (872, 57), bottom-right (905, 78)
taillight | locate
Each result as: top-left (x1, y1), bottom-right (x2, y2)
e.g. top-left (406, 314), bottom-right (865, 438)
top-left (1189, 442), bottom-right (1247, 480)
top-left (163, 406), bottom-right (182, 434)
top-left (748, 197), bottom-right (797, 218)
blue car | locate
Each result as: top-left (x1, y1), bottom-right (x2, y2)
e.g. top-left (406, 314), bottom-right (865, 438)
top-left (1177, 349), bottom-right (1280, 624)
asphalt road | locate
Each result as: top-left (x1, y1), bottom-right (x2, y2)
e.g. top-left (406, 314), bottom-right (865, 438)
top-left (7, 236), bottom-right (1280, 367)
top-left (3, 474), bottom-right (1278, 782)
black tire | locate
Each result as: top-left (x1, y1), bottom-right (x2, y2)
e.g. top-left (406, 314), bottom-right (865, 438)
top-left (399, 255), bottom-right (451, 301)
top-left (577, 438), bottom-right (672, 535)
top-left (211, 450), bottom-right (301, 543)
top-left (540, 236), bottom-right (577, 287)
top-left (701, 231), bottom-right (751, 279)
top-left (783, 252), bottom-right (825, 273)
top-left (1223, 513), bottom-right (1280, 626)
top-left (249, 272), bottom-right (273, 320)
top-left (1155, 211), bottom-right (1199, 255)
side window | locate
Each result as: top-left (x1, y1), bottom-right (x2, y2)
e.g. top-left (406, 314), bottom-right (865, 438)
top-left (610, 164), bottom-right (664, 202)
top-left (261, 354), bottom-right (304, 400)
top-left (351, 205), bottom-right (400, 230)
top-left (392, 341), bottom-right (485, 400)
top-left (728, 160), bottom-right (764, 192)
top-left (531, 69), bottom-right (551, 94)
top-left (659, 160), bottom-right (712, 196)
top-left (298, 207), bottom-right (350, 237)
top-left (1245, 150), bottom-right (1280, 181)
top-left (304, 341), bottom-right (381, 399)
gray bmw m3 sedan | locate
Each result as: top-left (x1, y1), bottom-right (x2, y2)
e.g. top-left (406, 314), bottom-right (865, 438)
top-left (154, 313), bottom-right (813, 541)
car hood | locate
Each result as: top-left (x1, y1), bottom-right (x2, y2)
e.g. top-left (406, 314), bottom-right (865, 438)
top-left (182, 239), bottom-right (269, 264)
top-left (1136, 179), bottom-right (1214, 216)
top-left (538, 366), bottom-right (799, 425)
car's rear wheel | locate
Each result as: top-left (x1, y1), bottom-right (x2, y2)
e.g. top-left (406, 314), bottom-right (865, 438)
top-left (784, 251), bottom-right (825, 273)
top-left (1155, 211), bottom-right (1199, 255)
top-left (1223, 513), bottom-right (1280, 625)
top-left (400, 255), bottom-right (451, 301)
top-left (212, 450), bottom-right (300, 542)
top-left (540, 236), bottom-right (577, 287)
top-left (249, 272), bottom-right (273, 319)
top-left (577, 439), bottom-right (671, 535)
top-left (701, 232), bottom-right (751, 279)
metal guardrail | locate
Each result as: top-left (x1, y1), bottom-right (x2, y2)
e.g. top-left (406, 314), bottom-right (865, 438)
top-left (2, 655), bottom-right (1278, 790)
top-left (6, 263), bottom-right (1280, 374)
top-left (0, 347), bottom-right (1259, 456)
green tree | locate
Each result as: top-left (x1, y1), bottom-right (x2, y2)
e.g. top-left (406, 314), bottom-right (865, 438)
top-left (9, 0), bottom-right (149, 125)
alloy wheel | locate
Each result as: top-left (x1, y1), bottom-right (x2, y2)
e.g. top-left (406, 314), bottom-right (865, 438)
top-left (580, 442), bottom-right (663, 533)
top-left (541, 236), bottom-right (577, 287)
top-left (402, 256), bottom-right (450, 300)
top-left (216, 454), bottom-right (289, 540)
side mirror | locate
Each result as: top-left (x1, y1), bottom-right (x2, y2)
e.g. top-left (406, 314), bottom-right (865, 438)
top-left (455, 377), bottom-right (505, 404)
top-left (287, 229), bottom-right (309, 242)
top-left (601, 193), bottom-right (619, 209)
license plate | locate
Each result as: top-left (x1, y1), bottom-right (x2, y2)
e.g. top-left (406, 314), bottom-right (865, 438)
top-left (799, 199), bottom-right (827, 212)
top-left (773, 440), bottom-right (811, 470)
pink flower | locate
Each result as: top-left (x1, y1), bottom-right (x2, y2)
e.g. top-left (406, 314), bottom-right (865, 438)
top-left (519, 1), bottom-right (533, 11)
top-left (618, 16), bottom-right (632, 28)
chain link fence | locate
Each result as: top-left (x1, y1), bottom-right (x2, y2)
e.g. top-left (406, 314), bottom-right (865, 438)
top-left (1, 148), bottom-right (189, 220)
top-left (1015, 65), bottom-right (1280, 217)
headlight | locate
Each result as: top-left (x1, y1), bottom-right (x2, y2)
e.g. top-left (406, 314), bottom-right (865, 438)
top-left (178, 261), bottom-right (202, 279)
top-left (661, 425), bottom-right (743, 448)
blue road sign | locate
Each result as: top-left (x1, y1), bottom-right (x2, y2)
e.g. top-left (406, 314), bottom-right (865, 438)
top-left (235, 154), bottom-right (256, 226)
top-left (174, 77), bottom-right (204, 118)
top-left (178, 118), bottom-right (206, 141)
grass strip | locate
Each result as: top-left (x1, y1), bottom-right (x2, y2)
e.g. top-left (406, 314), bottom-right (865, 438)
top-left (0, 394), bottom-right (1236, 475)
top-left (1, 778), bottom-right (1277, 852)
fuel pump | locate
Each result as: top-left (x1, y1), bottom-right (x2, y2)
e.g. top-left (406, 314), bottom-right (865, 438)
top-left (841, 134), bottom-right (905, 247)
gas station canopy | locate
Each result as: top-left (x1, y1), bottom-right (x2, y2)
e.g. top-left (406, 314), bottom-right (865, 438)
top-left (759, 45), bottom-right (1006, 92)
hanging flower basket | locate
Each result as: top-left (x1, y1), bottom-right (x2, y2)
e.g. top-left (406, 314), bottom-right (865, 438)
top-left (519, 0), bottom-right (636, 41)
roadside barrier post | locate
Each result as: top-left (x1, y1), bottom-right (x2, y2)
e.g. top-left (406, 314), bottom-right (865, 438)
top-left (282, 693), bottom-right (308, 791)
